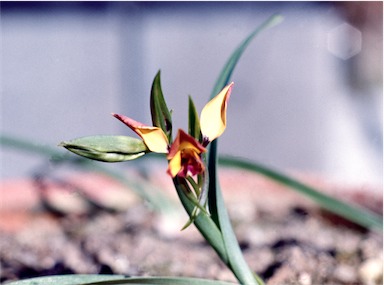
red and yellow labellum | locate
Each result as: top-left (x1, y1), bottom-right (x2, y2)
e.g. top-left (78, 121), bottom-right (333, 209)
top-left (200, 82), bottom-right (233, 142)
top-left (113, 113), bottom-right (169, 153)
top-left (167, 129), bottom-right (206, 178)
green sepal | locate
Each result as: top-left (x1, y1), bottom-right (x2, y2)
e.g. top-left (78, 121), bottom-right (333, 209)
top-left (150, 70), bottom-right (172, 141)
top-left (188, 95), bottom-right (202, 142)
top-left (60, 135), bottom-right (148, 162)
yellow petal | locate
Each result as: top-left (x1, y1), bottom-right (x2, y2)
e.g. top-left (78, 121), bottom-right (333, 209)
top-left (200, 82), bottom-right (233, 142)
top-left (136, 127), bottom-right (169, 153)
top-left (113, 113), bottom-right (169, 153)
top-left (167, 150), bottom-right (182, 177)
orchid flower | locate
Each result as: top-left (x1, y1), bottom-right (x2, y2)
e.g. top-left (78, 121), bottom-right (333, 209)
top-left (112, 82), bottom-right (233, 178)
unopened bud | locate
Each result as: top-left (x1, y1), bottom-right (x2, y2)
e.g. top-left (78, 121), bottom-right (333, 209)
top-left (60, 135), bottom-right (148, 162)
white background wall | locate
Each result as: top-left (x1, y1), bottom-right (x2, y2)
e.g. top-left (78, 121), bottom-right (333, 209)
top-left (1, 2), bottom-right (382, 188)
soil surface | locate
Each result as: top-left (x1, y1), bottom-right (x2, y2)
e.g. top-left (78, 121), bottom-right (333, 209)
top-left (1, 169), bottom-right (382, 285)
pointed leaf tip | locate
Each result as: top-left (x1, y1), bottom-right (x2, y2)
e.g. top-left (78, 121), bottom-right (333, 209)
top-left (150, 71), bottom-right (172, 139)
top-left (188, 95), bottom-right (202, 141)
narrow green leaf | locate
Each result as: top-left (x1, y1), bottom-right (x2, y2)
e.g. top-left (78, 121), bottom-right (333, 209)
top-left (60, 135), bottom-right (148, 162)
top-left (207, 143), bottom-right (220, 227)
top-left (6, 274), bottom-right (125, 285)
top-left (208, 13), bottom-right (283, 216)
top-left (208, 147), bottom-right (261, 285)
top-left (188, 95), bottom-right (202, 141)
top-left (150, 70), bottom-right (172, 139)
top-left (209, 14), bottom-right (283, 100)
top-left (219, 155), bottom-right (383, 231)
top-left (87, 277), bottom-right (238, 285)
top-left (7, 275), bottom-right (237, 285)
top-left (206, 15), bottom-right (283, 285)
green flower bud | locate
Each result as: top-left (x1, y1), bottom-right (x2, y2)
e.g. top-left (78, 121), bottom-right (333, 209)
top-left (59, 135), bottom-right (148, 162)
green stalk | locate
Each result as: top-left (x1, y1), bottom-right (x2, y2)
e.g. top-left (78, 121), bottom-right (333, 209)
top-left (173, 178), bottom-right (230, 266)
top-left (208, 142), bottom-right (263, 285)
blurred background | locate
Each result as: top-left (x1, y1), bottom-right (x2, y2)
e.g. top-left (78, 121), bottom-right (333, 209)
top-left (1, 2), bottom-right (382, 189)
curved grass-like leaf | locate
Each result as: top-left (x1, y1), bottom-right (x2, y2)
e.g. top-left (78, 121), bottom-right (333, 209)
top-left (208, 13), bottom-right (284, 221)
top-left (87, 277), bottom-right (238, 285)
top-left (209, 14), bottom-right (283, 100)
top-left (219, 155), bottom-right (383, 231)
top-left (206, 14), bottom-right (283, 285)
top-left (5, 274), bottom-right (125, 285)
top-left (6, 275), bottom-right (237, 285)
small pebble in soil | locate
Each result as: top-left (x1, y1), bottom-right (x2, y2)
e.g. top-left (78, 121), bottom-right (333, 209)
top-left (333, 264), bottom-right (357, 283)
top-left (298, 272), bottom-right (312, 285)
top-left (358, 257), bottom-right (383, 285)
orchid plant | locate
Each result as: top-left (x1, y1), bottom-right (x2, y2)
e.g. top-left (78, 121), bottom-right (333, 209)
top-left (7, 12), bottom-right (381, 285)
top-left (6, 15), bottom-right (284, 284)
top-left (57, 15), bottom-right (278, 284)
top-left (60, 74), bottom-right (260, 284)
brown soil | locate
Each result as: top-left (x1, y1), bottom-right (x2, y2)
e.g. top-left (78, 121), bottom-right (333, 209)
top-left (0, 169), bottom-right (382, 285)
